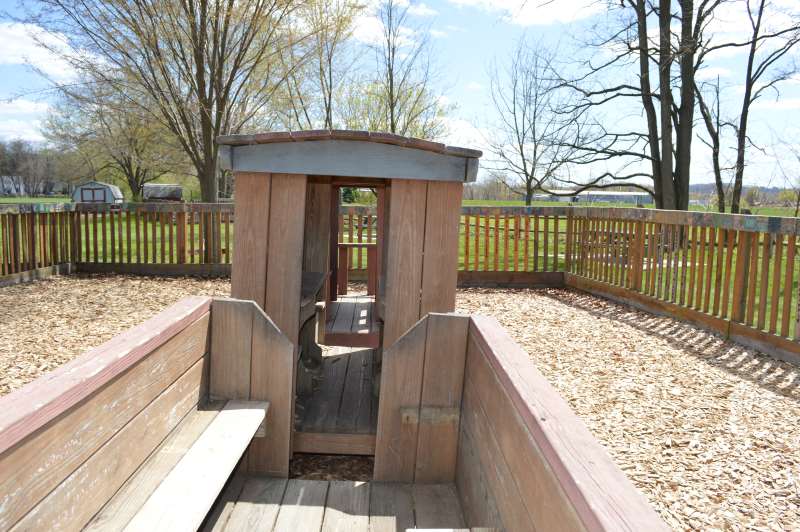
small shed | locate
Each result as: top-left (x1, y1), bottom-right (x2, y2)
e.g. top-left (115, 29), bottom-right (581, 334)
top-left (142, 184), bottom-right (183, 202)
top-left (71, 181), bottom-right (124, 204)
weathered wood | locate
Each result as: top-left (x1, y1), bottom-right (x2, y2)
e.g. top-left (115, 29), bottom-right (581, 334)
top-left (13, 358), bottom-right (207, 531)
top-left (383, 180), bottom-right (427, 346)
top-left (414, 314), bottom-right (469, 483)
top-left (264, 173), bottom-right (307, 342)
top-left (292, 431), bottom-right (377, 455)
top-left (123, 400), bottom-right (268, 532)
top-left (272, 479), bottom-right (329, 532)
top-left (321, 481), bottom-right (370, 532)
top-left (223, 477), bottom-right (287, 531)
top-left (467, 314), bottom-right (669, 531)
top-left (412, 484), bottom-right (466, 529)
top-left (85, 406), bottom-right (222, 530)
top-left (230, 172), bottom-right (271, 307)
top-left (210, 299), bottom-right (254, 401)
top-left (374, 317), bottom-right (428, 481)
top-left (369, 482), bottom-right (415, 532)
top-left (420, 182), bottom-right (463, 316)
top-left (248, 304), bottom-right (299, 476)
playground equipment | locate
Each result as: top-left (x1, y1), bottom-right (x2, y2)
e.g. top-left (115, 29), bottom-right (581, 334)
top-left (0, 131), bottom-right (666, 531)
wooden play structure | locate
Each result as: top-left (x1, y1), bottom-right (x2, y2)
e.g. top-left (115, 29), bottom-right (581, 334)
top-left (0, 131), bottom-right (667, 531)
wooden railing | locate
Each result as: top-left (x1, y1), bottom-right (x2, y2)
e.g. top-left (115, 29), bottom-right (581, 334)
top-left (2, 202), bottom-right (799, 360)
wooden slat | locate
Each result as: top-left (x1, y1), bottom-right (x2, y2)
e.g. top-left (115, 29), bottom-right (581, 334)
top-left (210, 299), bottom-right (253, 401)
top-left (369, 482), bottom-right (415, 532)
top-left (414, 314), bottom-right (469, 483)
top-left (463, 215), bottom-right (470, 271)
top-left (321, 481), bottom-right (370, 532)
top-left (758, 234), bottom-right (772, 330)
top-left (420, 182), bottom-right (462, 316)
top-left (12, 358), bottom-right (207, 531)
top-left (264, 173), bottom-right (307, 342)
top-left (223, 477), bottom-right (287, 531)
top-left (123, 400), bottom-right (268, 532)
top-left (383, 180), bottom-right (427, 346)
top-left (769, 234), bottom-right (785, 334)
top-left (85, 406), bottom-right (222, 530)
top-left (374, 317), bottom-right (428, 481)
top-left (272, 479), bottom-right (329, 532)
top-left (248, 304), bottom-right (296, 476)
top-left (230, 173), bottom-right (271, 307)
top-left (782, 236), bottom-right (796, 337)
top-left (412, 484), bottom-right (466, 529)
top-left (746, 232), bottom-right (760, 325)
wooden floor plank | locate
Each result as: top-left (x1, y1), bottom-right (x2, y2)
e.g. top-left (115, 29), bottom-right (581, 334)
top-left (86, 405), bottom-right (222, 530)
top-left (272, 479), bottom-right (329, 532)
top-left (368, 483), bottom-right (414, 532)
top-left (223, 477), bottom-right (287, 531)
top-left (412, 484), bottom-right (466, 529)
top-left (321, 481), bottom-right (370, 532)
top-left (338, 349), bottom-right (375, 434)
top-left (124, 401), bottom-right (268, 532)
top-left (202, 473), bottom-right (247, 532)
top-left (301, 352), bottom-right (349, 432)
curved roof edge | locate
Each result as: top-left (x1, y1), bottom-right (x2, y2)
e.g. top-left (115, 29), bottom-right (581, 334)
top-left (216, 129), bottom-right (482, 159)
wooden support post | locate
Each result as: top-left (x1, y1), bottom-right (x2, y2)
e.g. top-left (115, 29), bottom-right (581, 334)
top-left (367, 245), bottom-right (378, 296)
top-left (337, 245), bottom-right (349, 295)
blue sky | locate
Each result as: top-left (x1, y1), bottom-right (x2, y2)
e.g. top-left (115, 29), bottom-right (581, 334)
top-left (1, 0), bottom-right (799, 187)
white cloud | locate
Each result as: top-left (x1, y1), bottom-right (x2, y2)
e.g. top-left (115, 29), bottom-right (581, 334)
top-left (695, 66), bottom-right (732, 81)
top-left (445, 0), bottom-right (602, 26)
top-left (0, 99), bottom-right (50, 115)
top-left (430, 28), bottom-right (448, 38)
top-left (466, 81), bottom-right (484, 91)
top-left (0, 119), bottom-right (44, 142)
top-left (408, 2), bottom-right (437, 16)
top-left (752, 97), bottom-right (800, 110)
top-left (0, 22), bottom-right (76, 81)
top-left (352, 14), bottom-right (385, 45)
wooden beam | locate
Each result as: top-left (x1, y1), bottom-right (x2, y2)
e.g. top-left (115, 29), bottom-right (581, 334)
top-left (231, 172), bottom-right (271, 307)
top-left (420, 182), bottom-right (463, 316)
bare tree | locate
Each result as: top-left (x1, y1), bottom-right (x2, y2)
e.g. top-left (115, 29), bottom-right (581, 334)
top-left (696, 75), bottom-right (729, 212)
top-left (488, 39), bottom-right (584, 205)
top-left (729, 0), bottom-right (800, 212)
top-left (370, 0), bottom-right (447, 139)
top-left (29, 0), bottom-right (306, 202)
top-left (562, 0), bottom-right (727, 209)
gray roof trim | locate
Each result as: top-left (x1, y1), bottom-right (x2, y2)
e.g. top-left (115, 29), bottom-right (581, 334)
top-left (219, 139), bottom-right (479, 183)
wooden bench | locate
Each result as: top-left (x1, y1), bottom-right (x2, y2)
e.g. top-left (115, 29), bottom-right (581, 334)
top-left (88, 400), bottom-right (268, 531)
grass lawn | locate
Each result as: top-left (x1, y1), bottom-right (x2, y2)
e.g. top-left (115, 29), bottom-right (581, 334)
top-left (0, 196), bottom-right (71, 204)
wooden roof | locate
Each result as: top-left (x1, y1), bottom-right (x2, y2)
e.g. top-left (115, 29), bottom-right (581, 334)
top-left (217, 130), bottom-right (482, 183)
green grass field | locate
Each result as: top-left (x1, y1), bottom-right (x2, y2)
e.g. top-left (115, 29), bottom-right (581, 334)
top-left (0, 196), bottom-right (71, 204)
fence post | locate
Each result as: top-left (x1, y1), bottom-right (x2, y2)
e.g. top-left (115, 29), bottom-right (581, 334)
top-left (731, 230), bottom-right (752, 324)
top-left (627, 220), bottom-right (645, 291)
top-left (565, 209), bottom-right (573, 273)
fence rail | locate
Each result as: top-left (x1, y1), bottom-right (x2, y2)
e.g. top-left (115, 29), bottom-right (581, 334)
top-left (2, 202), bottom-right (799, 358)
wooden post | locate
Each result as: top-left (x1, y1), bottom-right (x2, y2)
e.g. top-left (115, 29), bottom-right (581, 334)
top-left (337, 245), bottom-right (349, 295)
top-left (367, 245), bottom-right (378, 296)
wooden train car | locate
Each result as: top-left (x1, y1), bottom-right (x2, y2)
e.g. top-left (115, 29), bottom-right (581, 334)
top-left (0, 131), bottom-right (667, 531)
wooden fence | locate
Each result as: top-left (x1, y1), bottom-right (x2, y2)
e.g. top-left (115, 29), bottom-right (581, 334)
top-left (2, 202), bottom-right (799, 360)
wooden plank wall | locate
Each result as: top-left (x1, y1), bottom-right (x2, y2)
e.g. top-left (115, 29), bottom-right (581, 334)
top-left (383, 181), bottom-right (464, 347)
top-left (0, 297), bottom-right (212, 531)
top-left (374, 313), bottom-right (469, 482)
top-left (209, 298), bottom-right (295, 477)
top-left (456, 315), bottom-right (668, 532)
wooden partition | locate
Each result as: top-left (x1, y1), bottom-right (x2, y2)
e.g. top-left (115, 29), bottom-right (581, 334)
top-left (0, 296), bottom-right (212, 531)
top-left (374, 311), bottom-right (666, 530)
top-left (209, 298), bottom-right (295, 477)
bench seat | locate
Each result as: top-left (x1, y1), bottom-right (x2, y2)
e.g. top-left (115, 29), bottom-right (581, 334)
top-left (86, 400), bottom-right (268, 532)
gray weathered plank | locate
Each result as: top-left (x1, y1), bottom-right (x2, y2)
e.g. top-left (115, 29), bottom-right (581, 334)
top-left (272, 479), bottom-right (329, 532)
top-left (368, 482), bottom-right (414, 532)
top-left (321, 480), bottom-right (370, 532)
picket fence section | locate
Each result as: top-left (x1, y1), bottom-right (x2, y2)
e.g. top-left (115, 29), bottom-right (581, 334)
top-left (1, 202), bottom-right (799, 352)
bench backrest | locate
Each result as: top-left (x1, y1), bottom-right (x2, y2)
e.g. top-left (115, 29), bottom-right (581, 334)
top-left (0, 296), bottom-right (212, 531)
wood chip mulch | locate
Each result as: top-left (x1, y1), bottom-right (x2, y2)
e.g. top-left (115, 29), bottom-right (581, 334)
top-left (457, 287), bottom-right (800, 531)
top-left (1, 276), bottom-right (798, 529)
top-left (0, 274), bottom-right (230, 396)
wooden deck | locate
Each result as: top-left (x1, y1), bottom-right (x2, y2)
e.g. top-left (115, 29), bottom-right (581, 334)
top-left (205, 478), bottom-right (467, 531)
top-left (295, 348), bottom-right (378, 455)
top-left (325, 296), bottom-right (381, 348)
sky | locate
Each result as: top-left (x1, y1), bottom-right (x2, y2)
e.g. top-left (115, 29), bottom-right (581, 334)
top-left (0, 0), bottom-right (799, 188)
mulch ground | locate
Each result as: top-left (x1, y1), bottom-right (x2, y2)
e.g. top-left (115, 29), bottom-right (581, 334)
top-left (1, 275), bottom-right (798, 530)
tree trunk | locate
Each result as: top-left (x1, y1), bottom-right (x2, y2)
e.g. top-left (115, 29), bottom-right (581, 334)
top-left (658, 0), bottom-right (676, 210)
top-left (674, 0), bottom-right (695, 211)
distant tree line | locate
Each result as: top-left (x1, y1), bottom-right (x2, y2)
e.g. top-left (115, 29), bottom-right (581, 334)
top-left (0, 140), bottom-right (72, 197)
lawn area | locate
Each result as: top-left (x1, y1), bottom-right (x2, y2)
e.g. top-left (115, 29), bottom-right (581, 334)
top-left (0, 196), bottom-right (70, 204)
